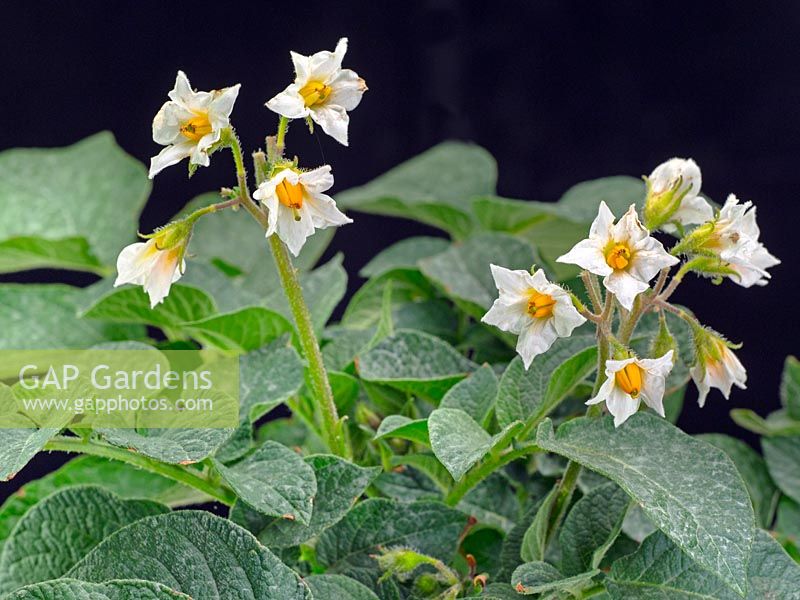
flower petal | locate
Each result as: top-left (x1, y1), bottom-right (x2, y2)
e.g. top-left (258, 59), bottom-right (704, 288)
top-left (556, 239), bottom-right (611, 276)
top-left (310, 104), bottom-right (350, 146)
top-left (482, 298), bottom-right (529, 334)
top-left (605, 386), bottom-right (640, 427)
top-left (266, 85), bottom-right (309, 119)
top-left (328, 69), bottom-right (366, 111)
top-left (516, 318), bottom-right (558, 369)
top-left (148, 141), bottom-right (195, 178)
top-left (299, 165), bottom-right (334, 194)
top-left (603, 271), bottom-right (649, 310)
top-left (304, 192), bottom-right (353, 229)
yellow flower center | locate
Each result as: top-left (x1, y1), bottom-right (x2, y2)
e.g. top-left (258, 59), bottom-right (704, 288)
top-left (527, 290), bottom-right (556, 319)
top-left (615, 363), bottom-right (643, 398)
top-left (275, 179), bottom-right (304, 209)
top-left (299, 80), bottom-right (332, 107)
top-left (605, 243), bottom-right (632, 270)
top-left (180, 112), bottom-right (213, 141)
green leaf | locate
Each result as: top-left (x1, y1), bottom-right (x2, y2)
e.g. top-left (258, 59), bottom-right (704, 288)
top-left (358, 330), bottom-right (476, 400)
top-left (470, 196), bottom-right (587, 279)
top-left (496, 334), bottom-right (597, 429)
top-left (0, 236), bottom-right (107, 275)
top-left (555, 176), bottom-right (644, 222)
top-left (67, 511), bottom-right (310, 599)
top-left (80, 283), bottom-right (217, 328)
top-left (0, 284), bottom-right (140, 350)
top-left (481, 582), bottom-right (527, 599)
top-left (0, 384), bottom-right (68, 482)
top-left (781, 356), bottom-right (800, 421)
top-left (0, 486), bottom-right (168, 592)
top-left (536, 414), bottom-right (755, 596)
top-left (336, 142), bottom-right (497, 238)
top-left (305, 574), bottom-right (379, 600)
top-left (511, 561), bottom-right (600, 596)
top-left (342, 269), bottom-right (436, 330)
top-left (699, 433), bottom-right (780, 528)
top-left (372, 467), bottom-right (441, 503)
top-left (520, 485), bottom-right (559, 563)
top-left (231, 455), bottom-right (379, 548)
top-left (213, 441), bottom-right (317, 525)
top-left (731, 408), bottom-right (800, 436)
top-left (559, 482), bottom-right (631, 576)
top-left (0, 455), bottom-right (201, 555)
top-left (182, 307), bottom-right (294, 353)
top-left (439, 364), bottom-right (499, 426)
top-left (428, 408), bottom-right (522, 480)
top-left (240, 339), bottom-right (303, 422)
top-left (419, 233), bottom-right (539, 317)
top-left (315, 499), bottom-right (468, 584)
top-left (97, 427), bottom-right (233, 465)
top-left (0, 132), bottom-right (150, 265)
top-left (5, 579), bottom-right (189, 599)
top-left (606, 529), bottom-right (800, 600)
top-left (359, 236), bottom-right (450, 278)
top-left (762, 435), bottom-right (800, 504)
top-left (458, 472), bottom-right (520, 534)
top-left (375, 415), bottom-right (430, 445)
top-left (776, 497), bottom-right (800, 541)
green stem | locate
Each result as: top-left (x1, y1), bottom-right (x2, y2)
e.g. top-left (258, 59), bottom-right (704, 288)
top-left (223, 131), bottom-right (349, 458)
top-left (44, 436), bottom-right (236, 505)
top-left (275, 116), bottom-right (289, 156)
top-left (617, 294), bottom-right (647, 345)
top-left (267, 233), bottom-right (348, 457)
top-left (445, 443), bottom-right (540, 506)
top-left (250, 148), bottom-right (349, 459)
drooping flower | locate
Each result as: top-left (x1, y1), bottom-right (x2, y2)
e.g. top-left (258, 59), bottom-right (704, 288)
top-left (482, 265), bottom-right (587, 369)
top-left (690, 327), bottom-right (747, 407)
top-left (693, 194), bottom-right (780, 287)
top-left (586, 351), bottom-right (674, 427)
top-left (266, 38), bottom-right (367, 146)
top-left (149, 71), bottom-right (240, 178)
top-left (644, 158), bottom-right (713, 231)
top-left (114, 221), bottom-right (192, 308)
top-left (556, 202), bottom-right (679, 310)
top-left (253, 165), bottom-right (352, 257)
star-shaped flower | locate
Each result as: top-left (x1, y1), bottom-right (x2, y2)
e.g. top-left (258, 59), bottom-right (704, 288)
top-left (557, 202), bottom-right (679, 310)
top-left (482, 265), bottom-right (587, 369)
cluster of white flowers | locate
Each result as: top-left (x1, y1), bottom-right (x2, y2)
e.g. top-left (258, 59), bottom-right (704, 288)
top-left (483, 158), bottom-right (778, 426)
top-left (116, 39), bottom-right (365, 306)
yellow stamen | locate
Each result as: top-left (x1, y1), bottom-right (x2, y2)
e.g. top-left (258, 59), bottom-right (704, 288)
top-left (615, 363), bottom-right (643, 398)
top-left (299, 80), bottom-right (332, 107)
top-left (605, 243), bottom-right (632, 270)
top-left (527, 289), bottom-right (556, 319)
top-left (276, 179), bottom-right (304, 209)
top-left (180, 112), bottom-right (213, 141)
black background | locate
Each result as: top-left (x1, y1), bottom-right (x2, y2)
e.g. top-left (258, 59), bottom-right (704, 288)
top-left (1, 1), bottom-right (798, 496)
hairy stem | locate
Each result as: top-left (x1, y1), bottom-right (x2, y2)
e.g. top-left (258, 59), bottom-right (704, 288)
top-left (250, 149), bottom-right (349, 458)
top-left (267, 233), bottom-right (348, 457)
top-left (45, 436), bottom-right (236, 505)
top-left (581, 271), bottom-right (603, 313)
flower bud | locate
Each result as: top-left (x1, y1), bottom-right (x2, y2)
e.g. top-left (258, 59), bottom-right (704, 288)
top-left (643, 158), bottom-right (704, 231)
top-left (690, 325), bottom-right (746, 407)
top-left (650, 313), bottom-right (679, 365)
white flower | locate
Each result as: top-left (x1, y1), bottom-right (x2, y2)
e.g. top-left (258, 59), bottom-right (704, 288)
top-left (646, 158), bottom-right (713, 231)
top-left (149, 71), bottom-right (240, 178)
top-left (481, 265), bottom-right (587, 369)
top-left (702, 194), bottom-right (780, 287)
top-left (253, 165), bottom-right (352, 257)
top-left (587, 351), bottom-right (674, 427)
top-left (690, 330), bottom-right (747, 407)
top-left (556, 202), bottom-right (679, 310)
top-left (266, 38), bottom-right (367, 146)
top-left (114, 236), bottom-right (187, 309)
